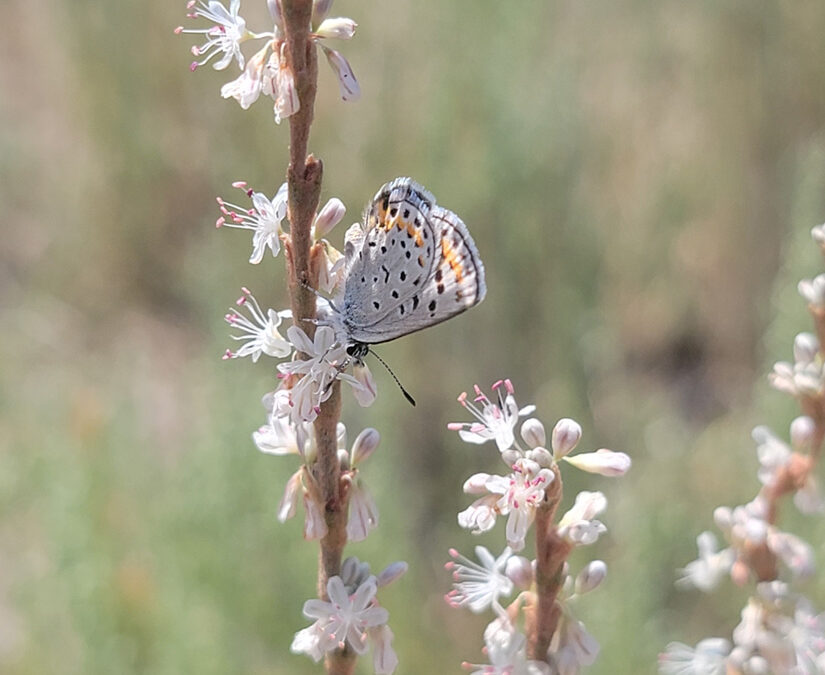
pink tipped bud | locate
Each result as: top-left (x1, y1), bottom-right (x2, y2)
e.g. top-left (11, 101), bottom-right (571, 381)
top-left (189, 62), bottom-right (198, 72)
top-left (222, 349), bottom-right (233, 360)
top-left (520, 418), bottom-right (546, 448)
top-left (575, 560), bottom-right (607, 595)
top-left (174, 26), bottom-right (184, 34)
top-left (232, 180), bottom-right (247, 189)
top-left (313, 197), bottom-right (346, 239)
top-left (551, 418), bottom-right (582, 458)
top-left (447, 422), bottom-right (464, 431)
top-left (351, 427), bottom-right (380, 465)
top-left (215, 216), bottom-right (225, 228)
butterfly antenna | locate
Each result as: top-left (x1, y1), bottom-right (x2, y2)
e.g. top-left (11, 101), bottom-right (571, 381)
top-left (367, 348), bottom-right (416, 407)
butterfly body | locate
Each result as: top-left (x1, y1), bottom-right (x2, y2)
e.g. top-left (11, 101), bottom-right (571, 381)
top-left (324, 177), bottom-right (486, 352)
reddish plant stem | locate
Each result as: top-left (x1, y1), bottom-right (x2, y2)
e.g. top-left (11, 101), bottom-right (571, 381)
top-left (281, 2), bottom-right (353, 672)
top-left (529, 465), bottom-right (572, 661)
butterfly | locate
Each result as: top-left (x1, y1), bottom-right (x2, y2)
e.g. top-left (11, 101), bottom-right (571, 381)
top-left (321, 177), bottom-right (486, 366)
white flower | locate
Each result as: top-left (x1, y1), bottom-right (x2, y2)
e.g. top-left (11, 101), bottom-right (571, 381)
top-left (466, 619), bottom-right (551, 675)
top-left (659, 638), bottom-right (731, 675)
top-left (448, 379), bottom-right (535, 453)
top-left (445, 546), bottom-right (515, 613)
top-left (562, 448), bottom-right (631, 476)
top-left (463, 459), bottom-right (553, 552)
top-left (714, 498), bottom-right (769, 548)
top-left (220, 41), bottom-right (270, 109)
top-left (766, 530), bottom-right (814, 579)
top-left (253, 391), bottom-right (314, 457)
top-left (177, 0), bottom-right (251, 71)
top-left (557, 491), bottom-right (608, 546)
top-left (277, 325), bottom-right (352, 423)
top-left (548, 606), bottom-right (600, 674)
top-left (300, 576), bottom-right (389, 655)
top-left (676, 531), bottom-right (734, 592)
top-left (222, 288), bottom-right (291, 361)
top-left (217, 181), bottom-right (287, 263)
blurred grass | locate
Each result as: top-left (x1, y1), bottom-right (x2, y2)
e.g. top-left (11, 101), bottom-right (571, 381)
top-left (2, 0), bottom-right (825, 673)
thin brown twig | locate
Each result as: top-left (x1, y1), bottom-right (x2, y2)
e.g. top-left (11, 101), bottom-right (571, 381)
top-left (281, 2), bottom-right (354, 672)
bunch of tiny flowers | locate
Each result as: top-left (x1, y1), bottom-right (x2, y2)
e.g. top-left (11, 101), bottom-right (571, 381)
top-left (291, 556), bottom-right (407, 674)
top-left (661, 224), bottom-right (825, 674)
top-left (177, 0), bottom-right (360, 122)
top-left (217, 180), bottom-right (376, 424)
top-left (446, 379), bottom-right (630, 672)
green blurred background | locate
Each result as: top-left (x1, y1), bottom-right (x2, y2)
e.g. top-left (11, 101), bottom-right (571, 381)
top-left (3, 1), bottom-right (825, 673)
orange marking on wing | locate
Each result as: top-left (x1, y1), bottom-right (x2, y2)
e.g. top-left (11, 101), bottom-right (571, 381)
top-left (406, 222), bottom-right (424, 247)
top-left (441, 237), bottom-right (465, 283)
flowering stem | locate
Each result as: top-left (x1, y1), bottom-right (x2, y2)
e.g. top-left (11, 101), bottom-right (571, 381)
top-left (529, 466), bottom-right (572, 661)
top-left (281, 2), bottom-right (352, 672)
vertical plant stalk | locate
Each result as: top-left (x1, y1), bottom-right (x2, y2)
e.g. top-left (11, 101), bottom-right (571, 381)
top-left (529, 465), bottom-right (572, 661)
top-left (747, 304), bottom-right (825, 583)
top-left (281, 2), bottom-right (352, 672)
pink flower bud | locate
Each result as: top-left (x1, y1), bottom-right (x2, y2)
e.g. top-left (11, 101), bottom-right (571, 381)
top-left (563, 449), bottom-right (631, 476)
top-left (504, 555), bottom-right (533, 590)
top-left (551, 418), bottom-right (582, 458)
top-left (575, 560), bottom-right (607, 594)
top-left (352, 427), bottom-right (380, 465)
top-left (520, 418), bottom-right (546, 448)
top-left (314, 197), bottom-right (346, 239)
top-left (315, 17), bottom-right (357, 40)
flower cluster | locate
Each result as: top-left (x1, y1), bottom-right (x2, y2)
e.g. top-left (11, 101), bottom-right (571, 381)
top-left (177, 0), bottom-right (360, 123)
top-left (216, 180), bottom-right (375, 425)
top-left (446, 380), bottom-right (630, 672)
top-left (662, 224), bottom-right (825, 674)
top-left (291, 556), bottom-right (406, 674)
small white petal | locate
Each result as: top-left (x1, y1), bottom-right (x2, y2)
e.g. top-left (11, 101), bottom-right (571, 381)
top-left (563, 449), bottom-right (631, 476)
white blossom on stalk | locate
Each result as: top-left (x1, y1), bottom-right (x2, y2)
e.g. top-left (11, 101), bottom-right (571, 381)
top-left (222, 288), bottom-right (291, 361)
top-left (293, 575), bottom-right (396, 670)
top-left (277, 325), bottom-right (371, 423)
top-left (217, 181), bottom-right (288, 263)
top-left (448, 379), bottom-right (535, 453)
top-left (253, 394), bottom-right (313, 457)
top-left (445, 546), bottom-right (516, 613)
top-left (464, 619), bottom-right (551, 675)
top-left (177, 0), bottom-right (252, 71)
top-left (769, 333), bottom-right (825, 398)
top-left (658, 638), bottom-right (731, 675)
top-left (676, 531), bottom-right (734, 592)
top-left (547, 604), bottom-right (600, 674)
top-left (458, 459), bottom-right (554, 552)
top-left (557, 491), bottom-right (608, 546)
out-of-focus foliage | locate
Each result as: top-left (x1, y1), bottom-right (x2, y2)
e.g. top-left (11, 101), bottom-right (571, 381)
top-left (2, 1), bottom-right (825, 673)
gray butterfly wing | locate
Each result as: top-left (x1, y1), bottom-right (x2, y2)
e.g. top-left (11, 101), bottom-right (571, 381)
top-left (341, 178), bottom-right (439, 329)
top-left (343, 179), bottom-right (486, 344)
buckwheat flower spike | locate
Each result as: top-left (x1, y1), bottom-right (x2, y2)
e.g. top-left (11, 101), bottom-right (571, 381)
top-left (176, 0), bottom-right (254, 72)
top-left (448, 379), bottom-right (536, 453)
top-left (445, 546), bottom-right (516, 613)
top-left (216, 181), bottom-right (288, 263)
top-left (222, 288), bottom-right (291, 361)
